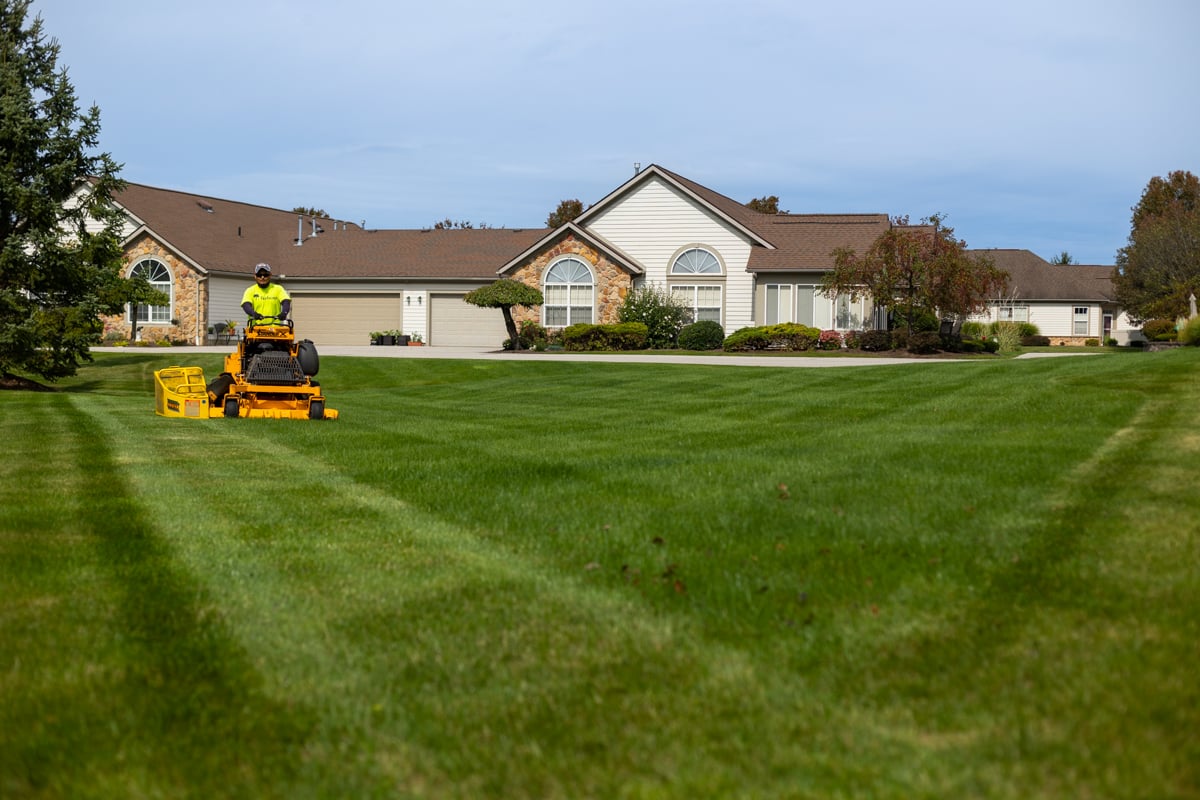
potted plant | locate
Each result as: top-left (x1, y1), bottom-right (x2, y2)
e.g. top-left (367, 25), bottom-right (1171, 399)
top-left (408, 332), bottom-right (424, 346)
top-left (379, 331), bottom-right (396, 346)
top-left (369, 331), bottom-right (383, 345)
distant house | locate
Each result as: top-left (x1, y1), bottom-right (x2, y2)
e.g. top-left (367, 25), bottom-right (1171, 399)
top-left (969, 249), bottom-right (1132, 344)
top-left (97, 166), bottom-right (1132, 347)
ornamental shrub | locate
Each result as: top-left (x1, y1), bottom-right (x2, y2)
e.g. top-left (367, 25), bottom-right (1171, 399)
top-left (678, 320), bottom-right (725, 350)
top-left (765, 323), bottom-right (821, 350)
top-left (1180, 315), bottom-right (1200, 345)
top-left (617, 285), bottom-right (691, 348)
top-left (1017, 321), bottom-right (1040, 338)
top-left (1021, 335), bottom-right (1051, 347)
top-left (843, 329), bottom-right (862, 350)
top-left (961, 321), bottom-right (986, 339)
top-left (560, 322), bottom-right (648, 351)
top-left (1142, 318), bottom-right (1176, 341)
top-left (817, 329), bottom-right (842, 350)
top-left (504, 320), bottom-right (548, 350)
top-left (722, 323), bottom-right (821, 352)
top-left (858, 329), bottom-right (892, 351)
top-left (991, 321), bottom-right (1022, 353)
top-left (723, 327), bottom-right (770, 351)
top-left (907, 331), bottom-right (942, 354)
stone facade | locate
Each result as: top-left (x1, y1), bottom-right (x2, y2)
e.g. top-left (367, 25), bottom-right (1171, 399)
top-left (101, 235), bottom-right (206, 344)
top-left (507, 233), bottom-right (633, 328)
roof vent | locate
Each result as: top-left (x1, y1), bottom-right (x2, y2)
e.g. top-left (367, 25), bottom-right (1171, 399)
top-left (197, 201), bottom-right (214, 213)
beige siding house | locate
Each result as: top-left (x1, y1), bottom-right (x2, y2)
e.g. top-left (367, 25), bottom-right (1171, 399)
top-left (96, 165), bottom-right (1129, 348)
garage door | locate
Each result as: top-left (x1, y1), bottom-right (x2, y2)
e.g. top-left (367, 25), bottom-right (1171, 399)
top-left (429, 293), bottom-right (509, 348)
top-left (291, 294), bottom-right (402, 346)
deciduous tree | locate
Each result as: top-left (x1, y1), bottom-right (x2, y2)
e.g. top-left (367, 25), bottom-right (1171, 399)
top-left (1113, 170), bottom-right (1200, 322)
top-left (463, 279), bottom-right (543, 349)
top-left (545, 199), bottom-right (585, 228)
top-left (822, 216), bottom-right (1008, 337)
top-left (746, 196), bottom-right (786, 215)
top-left (0, 0), bottom-right (146, 383)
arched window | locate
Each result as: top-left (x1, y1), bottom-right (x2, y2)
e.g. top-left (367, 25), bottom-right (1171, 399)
top-left (543, 258), bottom-right (594, 326)
top-left (670, 248), bottom-right (722, 275)
top-left (129, 258), bottom-right (173, 323)
top-left (669, 247), bottom-right (723, 322)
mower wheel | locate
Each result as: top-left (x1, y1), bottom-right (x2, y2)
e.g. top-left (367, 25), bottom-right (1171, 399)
top-left (223, 397), bottom-right (240, 418)
top-left (297, 339), bottom-right (319, 376)
top-left (308, 399), bottom-right (325, 420)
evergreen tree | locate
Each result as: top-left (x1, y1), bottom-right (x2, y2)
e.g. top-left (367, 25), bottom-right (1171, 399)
top-left (0, 0), bottom-right (141, 382)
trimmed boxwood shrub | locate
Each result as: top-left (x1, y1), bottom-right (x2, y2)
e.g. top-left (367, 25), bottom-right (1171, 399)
top-left (560, 322), bottom-right (648, 351)
top-left (858, 329), bottom-right (892, 351)
top-left (678, 320), bottom-right (725, 350)
top-left (723, 323), bottom-right (821, 352)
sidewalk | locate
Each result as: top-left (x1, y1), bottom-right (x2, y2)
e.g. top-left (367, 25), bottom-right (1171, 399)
top-left (91, 344), bottom-right (996, 367)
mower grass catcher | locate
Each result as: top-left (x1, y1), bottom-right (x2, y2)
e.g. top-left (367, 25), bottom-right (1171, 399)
top-left (154, 320), bottom-right (337, 420)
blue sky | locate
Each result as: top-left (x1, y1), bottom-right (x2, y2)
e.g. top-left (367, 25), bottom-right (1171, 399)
top-left (37, 0), bottom-right (1199, 264)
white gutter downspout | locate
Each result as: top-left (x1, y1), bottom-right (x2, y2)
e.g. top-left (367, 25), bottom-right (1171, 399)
top-left (195, 274), bottom-right (207, 346)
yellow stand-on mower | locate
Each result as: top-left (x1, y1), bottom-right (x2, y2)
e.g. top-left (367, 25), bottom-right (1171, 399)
top-left (154, 319), bottom-right (337, 420)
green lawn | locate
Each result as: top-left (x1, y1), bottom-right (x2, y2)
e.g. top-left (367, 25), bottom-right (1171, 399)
top-left (2, 350), bottom-right (1197, 799)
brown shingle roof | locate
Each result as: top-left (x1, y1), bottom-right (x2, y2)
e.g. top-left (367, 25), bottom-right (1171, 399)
top-left (973, 249), bottom-right (1115, 302)
top-left (647, 166), bottom-right (892, 271)
top-left (113, 182), bottom-right (547, 279)
top-left (748, 214), bottom-right (893, 271)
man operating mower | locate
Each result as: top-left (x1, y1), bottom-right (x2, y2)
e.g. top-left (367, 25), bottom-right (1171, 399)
top-left (241, 262), bottom-right (291, 323)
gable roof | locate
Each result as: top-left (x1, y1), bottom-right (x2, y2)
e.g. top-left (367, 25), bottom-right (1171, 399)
top-left (974, 249), bottom-right (1115, 302)
top-left (111, 182), bottom-right (547, 279)
top-left (570, 164), bottom-right (892, 272)
top-left (496, 222), bottom-right (645, 276)
top-left (576, 165), bottom-right (776, 249)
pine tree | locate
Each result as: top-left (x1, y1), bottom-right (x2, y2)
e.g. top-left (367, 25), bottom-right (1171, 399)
top-left (0, 0), bottom-right (143, 382)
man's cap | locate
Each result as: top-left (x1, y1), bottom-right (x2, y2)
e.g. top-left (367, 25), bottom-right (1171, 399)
top-left (254, 263), bottom-right (272, 275)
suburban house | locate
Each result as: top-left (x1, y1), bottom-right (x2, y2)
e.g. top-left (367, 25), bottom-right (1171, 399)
top-left (967, 249), bottom-right (1136, 345)
top-left (98, 164), bottom-right (1130, 347)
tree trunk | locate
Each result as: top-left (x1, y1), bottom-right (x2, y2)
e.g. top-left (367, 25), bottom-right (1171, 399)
top-left (501, 306), bottom-right (520, 350)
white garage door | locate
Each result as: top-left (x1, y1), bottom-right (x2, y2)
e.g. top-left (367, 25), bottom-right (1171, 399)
top-left (291, 294), bottom-right (403, 346)
top-left (429, 293), bottom-right (509, 347)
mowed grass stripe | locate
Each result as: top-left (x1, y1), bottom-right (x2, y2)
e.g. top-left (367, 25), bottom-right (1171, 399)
top-left (64, 389), bottom-right (845, 797)
top-left (2, 349), bottom-right (1197, 798)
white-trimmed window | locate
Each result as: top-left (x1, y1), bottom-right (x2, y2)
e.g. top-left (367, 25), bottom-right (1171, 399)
top-left (1073, 306), bottom-right (1089, 335)
top-left (997, 305), bottom-right (1030, 322)
top-left (764, 284), bottom-right (793, 325)
top-left (835, 293), bottom-right (868, 331)
top-left (129, 258), bottom-right (173, 323)
top-left (671, 285), bottom-right (722, 323)
top-left (543, 257), bottom-right (594, 326)
top-left (671, 247), bottom-right (722, 275)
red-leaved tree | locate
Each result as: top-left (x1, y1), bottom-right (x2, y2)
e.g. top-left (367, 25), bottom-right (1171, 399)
top-left (821, 217), bottom-right (1008, 337)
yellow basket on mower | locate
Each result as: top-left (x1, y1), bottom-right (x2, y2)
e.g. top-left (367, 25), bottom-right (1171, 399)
top-left (154, 366), bottom-right (211, 418)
